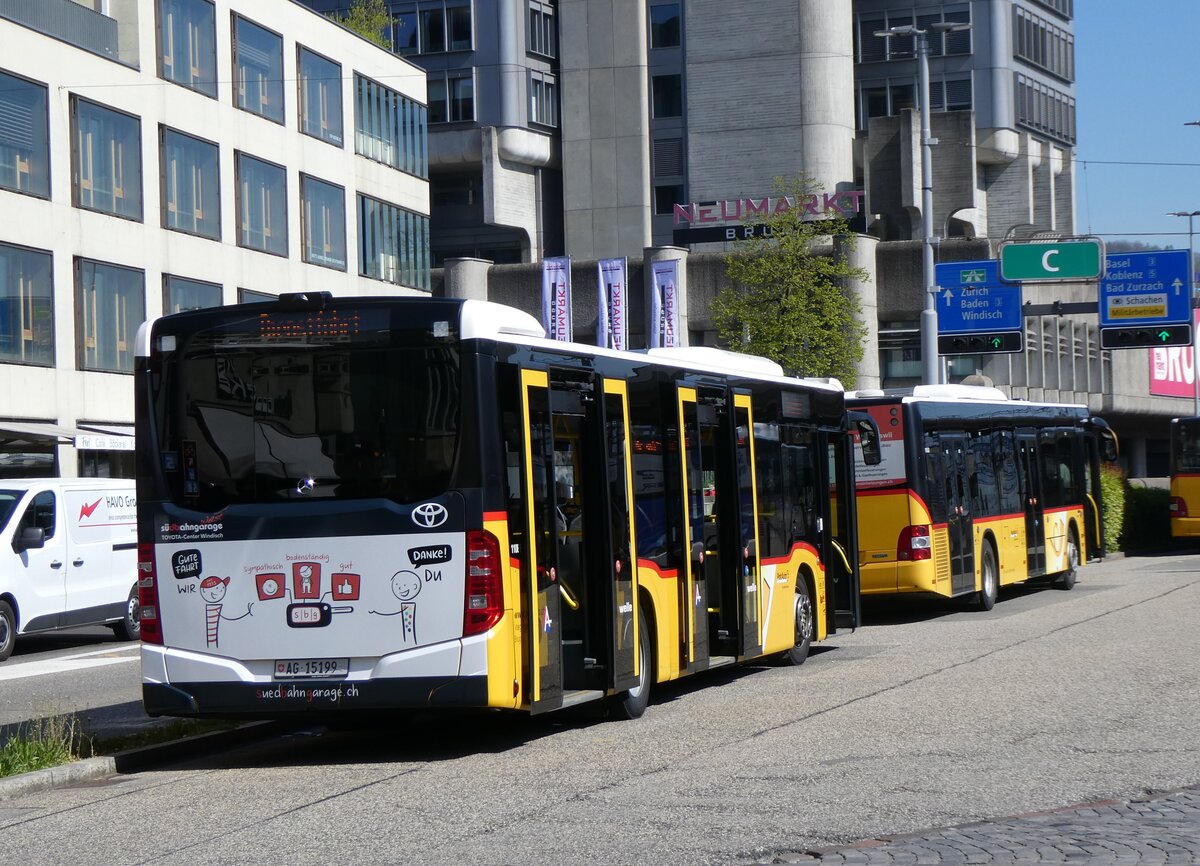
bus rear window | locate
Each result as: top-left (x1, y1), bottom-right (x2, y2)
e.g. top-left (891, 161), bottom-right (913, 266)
top-left (1175, 420), bottom-right (1200, 473)
top-left (150, 309), bottom-right (461, 508)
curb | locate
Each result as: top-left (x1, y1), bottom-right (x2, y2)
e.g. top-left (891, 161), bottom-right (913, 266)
top-left (0, 756), bottom-right (117, 802)
top-left (0, 721), bottom-right (283, 803)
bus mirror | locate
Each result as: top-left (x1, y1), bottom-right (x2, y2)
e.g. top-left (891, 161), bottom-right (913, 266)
top-left (1102, 434), bottom-right (1118, 462)
top-left (854, 416), bottom-right (882, 466)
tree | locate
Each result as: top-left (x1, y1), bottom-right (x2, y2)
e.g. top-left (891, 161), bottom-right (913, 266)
top-left (711, 176), bottom-right (869, 387)
top-left (333, 0), bottom-right (393, 49)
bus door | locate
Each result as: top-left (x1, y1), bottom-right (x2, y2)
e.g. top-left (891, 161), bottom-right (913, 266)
top-left (520, 368), bottom-right (641, 712)
top-left (1083, 431), bottom-right (1104, 559)
top-left (601, 380), bottom-right (641, 694)
top-left (677, 386), bottom-right (714, 670)
top-left (825, 426), bottom-right (862, 631)
top-left (729, 393), bottom-right (762, 658)
top-left (942, 434), bottom-right (976, 595)
top-left (1017, 430), bottom-right (1046, 576)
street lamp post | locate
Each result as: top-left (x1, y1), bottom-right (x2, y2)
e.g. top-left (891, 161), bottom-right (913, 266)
top-left (874, 22), bottom-right (971, 386)
top-left (1168, 209), bottom-right (1200, 416)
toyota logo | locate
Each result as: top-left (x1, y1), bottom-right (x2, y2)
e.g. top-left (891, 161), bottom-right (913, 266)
top-left (411, 502), bottom-right (448, 528)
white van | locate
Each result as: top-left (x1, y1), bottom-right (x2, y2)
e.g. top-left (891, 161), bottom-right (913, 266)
top-left (0, 478), bottom-right (139, 661)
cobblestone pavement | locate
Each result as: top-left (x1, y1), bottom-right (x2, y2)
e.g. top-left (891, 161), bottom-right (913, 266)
top-left (745, 787), bottom-right (1200, 864)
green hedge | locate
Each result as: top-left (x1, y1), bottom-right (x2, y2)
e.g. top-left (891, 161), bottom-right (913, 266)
top-left (1120, 485), bottom-right (1172, 553)
top-left (1100, 462), bottom-right (1126, 553)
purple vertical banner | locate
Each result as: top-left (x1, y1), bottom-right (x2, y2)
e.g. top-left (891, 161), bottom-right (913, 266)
top-left (651, 260), bottom-right (680, 348)
top-left (541, 257), bottom-right (572, 341)
top-left (598, 257), bottom-right (628, 350)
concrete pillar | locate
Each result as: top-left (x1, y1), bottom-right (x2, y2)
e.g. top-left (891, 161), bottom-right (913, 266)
top-left (838, 234), bottom-right (880, 391)
top-left (644, 246), bottom-right (689, 348)
top-left (797, 0), bottom-right (855, 192)
top-left (442, 258), bottom-right (494, 301)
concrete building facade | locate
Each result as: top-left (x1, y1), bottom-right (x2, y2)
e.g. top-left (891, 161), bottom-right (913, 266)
top-left (0, 0), bottom-right (429, 478)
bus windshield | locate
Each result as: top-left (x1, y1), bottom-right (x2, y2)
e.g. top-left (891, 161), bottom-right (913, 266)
top-left (1173, 418), bottom-right (1200, 473)
top-left (149, 305), bottom-right (461, 509)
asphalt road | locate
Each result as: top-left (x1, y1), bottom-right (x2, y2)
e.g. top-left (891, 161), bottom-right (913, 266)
top-left (1, 551), bottom-right (1198, 865)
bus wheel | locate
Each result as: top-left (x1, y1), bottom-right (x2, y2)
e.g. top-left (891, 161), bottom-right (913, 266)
top-left (112, 587), bottom-right (141, 642)
top-left (1054, 532), bottom-right (1080, 591)
top-left (975, 544), bottom-right (998, 612)
top-left (785, 579), bottom-right (814, 666)
top-left (615, 609), bottom-right (652, 720)
top-left (0, 600), bottom-right (15, 662)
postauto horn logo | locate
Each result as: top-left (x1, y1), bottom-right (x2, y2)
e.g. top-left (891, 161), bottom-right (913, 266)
top-left (411, 502), bottom-right (448, 529)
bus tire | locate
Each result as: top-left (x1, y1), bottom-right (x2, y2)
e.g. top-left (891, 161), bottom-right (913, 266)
top-left (112, 586), bottom-right (141, 642)
top-left (784, 578), bottom-right (814, 666)
top-left (615, 609), bottom-right (652, 720)
top-left (1054, 531), bottom-right (1080, 591)
top-left (0, 600), bottom-right (15, 662)
top-left (975, 543), bottom-right (998, 612)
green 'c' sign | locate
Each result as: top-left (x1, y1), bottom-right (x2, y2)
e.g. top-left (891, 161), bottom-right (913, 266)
top-left (999, 240), bottom-right (1104, 282)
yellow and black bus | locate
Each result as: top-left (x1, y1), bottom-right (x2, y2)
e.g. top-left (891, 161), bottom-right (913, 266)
top-left (1169, 417), bottom-right (1200, 538)
top-left (134, 293), bottom-right (878, 720)
top-left (847, 385), bottom-right (1117, 610)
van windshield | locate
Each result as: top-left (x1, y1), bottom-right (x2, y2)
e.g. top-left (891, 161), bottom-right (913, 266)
top-left (0, 490), bottom-right (21, 533)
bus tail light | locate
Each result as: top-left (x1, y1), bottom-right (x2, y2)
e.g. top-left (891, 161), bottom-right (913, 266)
top-left (898, 525), bottom-right (932, 561)
top-left (137, 543), bottom-right (163, 645)
top-left (464, 529), bottom-right (504, 636)
top-left (1170, 497), bottom-right (1188, 518)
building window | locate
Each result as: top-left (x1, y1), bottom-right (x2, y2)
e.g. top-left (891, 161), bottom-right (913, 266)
top-left (652, 75), bottom-right (682, 118)
top-left (529, 1), bottom-right (556, 57)
top-left (650, 3), bottom-right (681, 48)
top-left (0, 71), bottom-right (49, 198)
top-left (75, 257), bottom-right (144, 374)
top-left (160, 126), bottom-right (220, 239)
top-left (298, 46), bottom-right (343, 146)
top-left (0, 242), bottom-right (53, 367)
top-left (354, 73), bottom-right (428, 178)
top-left (1014, 7), bottom-right (1075, 82)
top-left (531, 71), bottom-right (558, 127)
top-left (393, 2), bottom-right (472, 55)
top-left (163, 274), bottom-right (221, 313)
top-left (1014, 72), bottom-right (1075, 145)
top-left (654, 185), bottom-right (683, 216)
top-left (238, 287), bottom-right (276, 303)
top-left (157, 0), bottom-right (217, 97)
top-left (856, 7), bottom-right (971, 61)
top-left (858, 77), bottom-right (969, 129)
top-left (357, 193), bottom-right (430, 290)
top-left (428, 71), bottom-right (475, 124)
top-left (233, 14), bottom-right (284, 123)
top-left (71, 96), bottom-right (142, 221)
top-left (302, 175), bottom-right (347, 271)
top-left (236, 152), bottom-right (287, 256)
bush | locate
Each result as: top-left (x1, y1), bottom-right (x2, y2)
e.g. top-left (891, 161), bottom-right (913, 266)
top-left (1120, 485), bottom-right (1172, 553)
top-left (1100, 462), bottom-right (1126, 553)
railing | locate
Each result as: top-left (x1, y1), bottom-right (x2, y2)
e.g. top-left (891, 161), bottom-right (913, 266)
top-left (0, 0), bottom-right (127, 65)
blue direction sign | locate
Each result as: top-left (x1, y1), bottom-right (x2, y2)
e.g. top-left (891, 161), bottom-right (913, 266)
top-left (935, 260), bottom-right (1023, 334)
top-left (1099, 249), bottom-right (1191, 327)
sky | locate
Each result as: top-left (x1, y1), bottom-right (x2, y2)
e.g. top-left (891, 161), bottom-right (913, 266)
top-left (1073, 1), bottom-right (1200, 253)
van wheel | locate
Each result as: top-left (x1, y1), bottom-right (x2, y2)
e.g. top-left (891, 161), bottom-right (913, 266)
top-left (614, 609), bottom-right (652, 720)
top-left (112, 587), bottom-right (141, 642)
top-left (0, 600), bottom-right (15, 662)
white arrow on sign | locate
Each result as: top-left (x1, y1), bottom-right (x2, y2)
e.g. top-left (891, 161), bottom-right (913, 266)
top-left (942, 289), bottom-right (954, 305)
top-left (1173, 278), bottom-right (1183, 295)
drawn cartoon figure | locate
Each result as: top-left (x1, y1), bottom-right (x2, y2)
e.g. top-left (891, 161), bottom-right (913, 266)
top-left (299, 564), bottom-right (315, 596)
top-left (199, 576), bottom-right (253, 647)
top-left (369, 569), bottom-right (422, 643)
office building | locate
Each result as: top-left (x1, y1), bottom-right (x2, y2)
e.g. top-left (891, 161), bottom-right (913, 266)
top-left (0, 0), bottom-right (430, 477)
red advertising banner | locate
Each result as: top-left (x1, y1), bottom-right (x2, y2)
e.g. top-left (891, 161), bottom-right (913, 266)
top-left (1149, 309), bottom-right (1200, 398)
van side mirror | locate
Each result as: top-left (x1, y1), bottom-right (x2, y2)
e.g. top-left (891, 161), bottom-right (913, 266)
top-left (14, 526), bottom-right (45, 553)
top-left (851, 413), bottom-right (883, 466)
